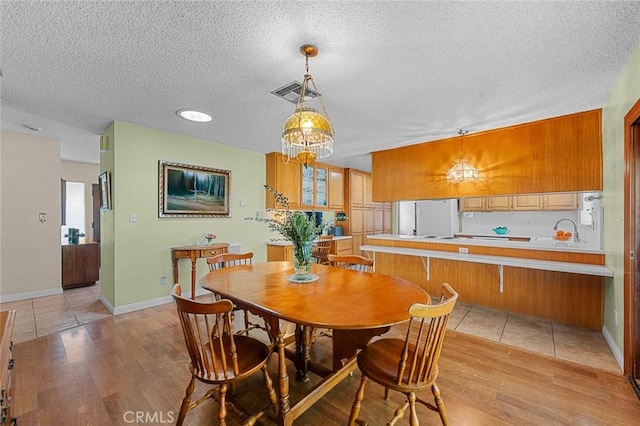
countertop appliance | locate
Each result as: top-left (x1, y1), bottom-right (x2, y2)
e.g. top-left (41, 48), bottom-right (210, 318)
top-left (398, 199), bottom-right (460, 237)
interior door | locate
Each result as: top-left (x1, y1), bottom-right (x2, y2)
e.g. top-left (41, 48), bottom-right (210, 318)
top-left (632, 118), bottom-right (640, 390)
top-left (624, 97), bottom-right (640, 395)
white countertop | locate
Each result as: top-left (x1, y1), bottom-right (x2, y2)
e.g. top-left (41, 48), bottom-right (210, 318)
top-left (266, 236), bottom-right (352, 246)
top-left (367, 234), bottom-right (604, 255)
top-left (360, 244), bottom-right (613, 278)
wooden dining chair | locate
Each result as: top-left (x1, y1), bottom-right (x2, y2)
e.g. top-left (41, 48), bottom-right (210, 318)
top-left (206, 252), bottom-right (254, 272)
top-left (206, 252), bottom-right (266, 336)
top-left (311, 235), bottom-right (333, 264)
top-left (348, 283), bottom-right (459, 426)
top-left (327, 254), bottom-right (374, 272)
top-left (172, 284), bottom-right (277, 426)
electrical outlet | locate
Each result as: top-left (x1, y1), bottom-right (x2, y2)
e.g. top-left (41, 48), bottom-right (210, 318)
top-left (458, 247), bottom-right (469, 254)
top-left (160, 276), bottom-right (168, 286)
top-left (614, 310), bottom-right (618, 325)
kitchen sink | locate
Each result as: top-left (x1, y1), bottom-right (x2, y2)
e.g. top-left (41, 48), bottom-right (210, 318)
top-left (534, 236), bottom-right (585, 246)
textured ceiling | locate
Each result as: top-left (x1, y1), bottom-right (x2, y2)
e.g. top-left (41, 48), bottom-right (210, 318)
top-left (2, 1), bottom-right (640, 171)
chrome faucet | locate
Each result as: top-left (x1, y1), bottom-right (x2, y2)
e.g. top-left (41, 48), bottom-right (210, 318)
top-left (553, 219), bottom-right (580, 242)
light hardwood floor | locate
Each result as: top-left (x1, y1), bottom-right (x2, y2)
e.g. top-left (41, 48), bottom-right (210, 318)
top-left (4, 283), bottom-right (621, 373)
top-left (10, 294), bottom-right (640, 425)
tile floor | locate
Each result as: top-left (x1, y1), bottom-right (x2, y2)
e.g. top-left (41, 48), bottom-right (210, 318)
top-left (1, 283), bottom-right (621, 374)
top-left (448, 300), bottom-right (621, 374)
top-left (2, 283), bottom-right (111, 345)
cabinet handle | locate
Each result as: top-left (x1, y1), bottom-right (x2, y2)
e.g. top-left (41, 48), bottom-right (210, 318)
top-left (7, 359), bottom-right (13, 370)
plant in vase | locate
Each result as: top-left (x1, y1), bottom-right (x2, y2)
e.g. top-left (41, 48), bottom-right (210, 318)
top-left (245, 185), bottom-right (322, 280)
top-left (204, 233), bottom-right (217, 245)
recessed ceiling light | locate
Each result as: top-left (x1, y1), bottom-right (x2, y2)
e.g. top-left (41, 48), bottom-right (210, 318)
top-left (177, 109), bottom-right (212, 123)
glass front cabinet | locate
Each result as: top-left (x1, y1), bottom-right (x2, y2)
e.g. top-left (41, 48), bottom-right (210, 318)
top-left (301, 165), bottom-right (328, 208)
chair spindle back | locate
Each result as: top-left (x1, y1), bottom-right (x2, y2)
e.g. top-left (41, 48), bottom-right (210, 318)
top-left (396, 283), bottom-right (458, 388)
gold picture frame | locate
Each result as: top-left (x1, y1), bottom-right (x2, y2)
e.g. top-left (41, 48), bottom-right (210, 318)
top-left (158, 161), bottom-right (231, 218)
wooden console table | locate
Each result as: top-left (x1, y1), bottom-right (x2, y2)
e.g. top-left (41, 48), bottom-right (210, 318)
top-left (171, 243), bottom-right (228, 298)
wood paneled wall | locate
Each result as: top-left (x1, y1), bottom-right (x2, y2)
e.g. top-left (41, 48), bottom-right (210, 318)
top-left (372, 109), bottom-right (602, 201)
top-left (368, 239), bottom-right (605, 330)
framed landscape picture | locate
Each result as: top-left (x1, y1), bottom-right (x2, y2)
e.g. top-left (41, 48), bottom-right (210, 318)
top-left (158, 161), bottom-right (231, 218)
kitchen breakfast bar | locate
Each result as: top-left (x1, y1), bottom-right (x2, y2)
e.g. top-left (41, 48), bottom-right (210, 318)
top-left (363, 234), bottom-right (612, 331)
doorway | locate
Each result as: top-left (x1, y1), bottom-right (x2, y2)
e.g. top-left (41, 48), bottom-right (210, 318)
top-left (624, 98), bottom-right (640, 395)
top-left (92, 183), bottom-right (101, 243)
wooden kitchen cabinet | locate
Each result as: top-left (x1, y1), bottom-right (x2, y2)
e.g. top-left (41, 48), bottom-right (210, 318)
top-left (512, 195), bottom-right (542, 210)
top-left (348, 170), bottom-right (364, 207)
top-left (62, 241), bottom-right (100, 289)
top-left (363, 173), bottom-right (374, 207)
top-left (485, 196), bottom-right (511, 211)
top-left (301, 164), bottom-right (330, 208)
top-left (543, 193), bottom-right (579, 210)
top-left (331, 238), bottom-right (352, 256)
top-left (327, 167), bottom-right (344, 210)
top-left (461, 197), bottom-right (510, 211)
top-left (344, 168), bottom-right (386, 254)
top-left (462, 193), bottom-right (579, 212)
top-left (383, 203), bottom-right (393, 233)
top-left (460, 197), bottom-right (485, 211)
top-left (266, 153), bottom-right (345, 211)
top-left (266, 152), bottom-right (301, 208)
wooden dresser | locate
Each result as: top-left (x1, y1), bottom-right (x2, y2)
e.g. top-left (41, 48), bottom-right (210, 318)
top-left (1, 310), bottom-right (16, 426)
top-left (61, 241), bottom-right (100, 289)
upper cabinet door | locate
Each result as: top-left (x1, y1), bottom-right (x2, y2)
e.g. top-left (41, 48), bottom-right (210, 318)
top-left (266, 153), bottom-right (300, 208)
top-left (350, 171), bottom-right (364, 207)
top-left (364, 173), bottom-right (374, 207)
top-left (512, 195), bottom-right (542, 211)
top-left (315, 166), bottom-right (328, 207)
top-left (328, 168), bottom-right (344, 210)
top-left (460, 198), bottom-right (485, 211)
top-left (543, 193), bottom-right (579, 210)
top-left (485, 196), bottom-right (512, 211)
top-left (301, 165), bottom-right (314, 206)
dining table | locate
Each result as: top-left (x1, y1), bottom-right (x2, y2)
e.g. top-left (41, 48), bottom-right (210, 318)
top-left (200, 261), bottom-right (430, 425)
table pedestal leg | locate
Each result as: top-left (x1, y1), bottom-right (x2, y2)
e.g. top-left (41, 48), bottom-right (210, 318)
top-left (294, 325), bottom-right (312, 382)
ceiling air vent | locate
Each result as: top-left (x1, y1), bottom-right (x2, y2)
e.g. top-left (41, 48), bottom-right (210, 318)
top-left (271, 81), bottom-right (319, 104)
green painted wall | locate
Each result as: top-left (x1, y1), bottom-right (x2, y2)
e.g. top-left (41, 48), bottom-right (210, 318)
top-left (99, 123), bottom-right (116, 307)
top-left (102, 121), bottom-right (269, 308)
top-left (602, 41), bottom-right (640, 352)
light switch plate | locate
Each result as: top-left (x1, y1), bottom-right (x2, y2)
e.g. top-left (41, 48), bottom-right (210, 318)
top-left (129, 213), bottom-right (137, 223)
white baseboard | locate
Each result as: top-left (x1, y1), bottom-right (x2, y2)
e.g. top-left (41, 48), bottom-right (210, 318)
top-left (0, 287), bottom-right (63, 303)
top-left (99, 294), bottom-right (115, 314)
top-left (602, 324), bottom-right (624, 372)
top-left (111, 288), bottom-right (209, 315)
top-left (113, 295), bottom-right (172, 315)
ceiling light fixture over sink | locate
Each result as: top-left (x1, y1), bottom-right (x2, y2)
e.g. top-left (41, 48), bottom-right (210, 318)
top-left (446, 129), bottom-right (479, 183)
top-left (281, 44), bottom-right (334, 167)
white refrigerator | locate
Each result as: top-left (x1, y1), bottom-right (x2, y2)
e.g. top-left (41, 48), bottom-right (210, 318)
top-left (397, 199), bottom-right (460, 237)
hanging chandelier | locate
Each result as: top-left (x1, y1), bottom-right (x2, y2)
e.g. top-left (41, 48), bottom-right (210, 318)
top-left (281, 44), bottom-right (334, 167)
top-left (446, 129), bottom-right (479, 183)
